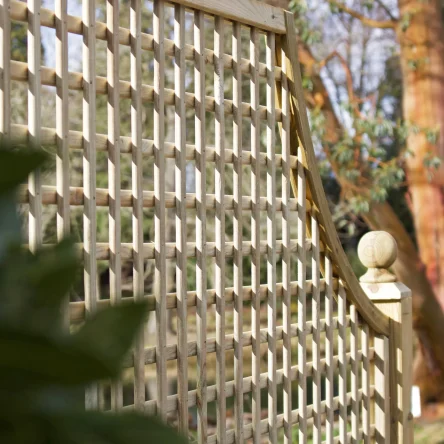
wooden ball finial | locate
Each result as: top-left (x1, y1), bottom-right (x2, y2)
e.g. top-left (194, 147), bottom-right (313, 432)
top-left (358, 231), bottom-right (398, 283)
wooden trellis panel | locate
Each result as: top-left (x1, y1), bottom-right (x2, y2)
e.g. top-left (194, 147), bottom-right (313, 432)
top-left (1, 0), bottom-right (395, 442)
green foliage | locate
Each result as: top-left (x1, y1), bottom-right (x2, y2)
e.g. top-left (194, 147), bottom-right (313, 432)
top-left (0, 145), bottom-right (187, 443)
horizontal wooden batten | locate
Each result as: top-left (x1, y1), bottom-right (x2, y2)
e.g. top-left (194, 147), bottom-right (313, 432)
top-left (18, 184), bottom-right (309, 213)
top-left (10, 60), bottom-right (281, 122)
top-left (123, 314), bottom-right (351, 367)
top-left (122, 352), bottom-right (375, 415)
top-left (165, 0), bottom-right (285, 33)
top-left (207, 395), bottom-right (376, 444)
top-left (25, 238), bottom-right (318, 261)
top-left (70, 278), bottom-right (339, 322)
top-left (10, 123), bottom-right (298, 168)
top-left (9, 0), bottom-right (285, 43)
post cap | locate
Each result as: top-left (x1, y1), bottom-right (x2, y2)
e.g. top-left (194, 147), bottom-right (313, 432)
top-left (358, 231), bottom-right (397, 283)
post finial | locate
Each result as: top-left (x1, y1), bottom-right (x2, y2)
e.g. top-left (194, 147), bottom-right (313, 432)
top-left (358, 231), bottom-right (398, 283)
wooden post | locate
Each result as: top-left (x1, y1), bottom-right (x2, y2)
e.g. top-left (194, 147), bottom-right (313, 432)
top-left (358, 231), bottom-right (413, 443)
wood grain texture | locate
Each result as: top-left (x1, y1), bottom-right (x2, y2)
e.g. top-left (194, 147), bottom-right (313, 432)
top-left (107, 0), bottom-right (122, 411)
top-left (361, 322), bottom-right (371, 444)
top-left (338, 283), bottom-right (348, 444)
top-left (311, 210), bottom-right (321, 443)
top-left (232, 20), bottom-right (244, 444)
top-left (153, 0), bottom-right (167, 417)
top-left (250, 26), bottom-right (261, 444)
top-left (130, 0), bottom-right (145, 411)
top-left (325, 254), bottom-right (335, 443)
top-left (174, 4), bottom-right (188, 434)
top-left (18, 183), bottom-right (306, 213)
top-left (214, 16), bottom-right (226, 443)
top-left (82, 0), bottom-right (98, 409)
top-left (55, 0), bottom-right (70, 329)
top-left (165, 0), bottom-right (285, 33)
top-left (280, 39), bottom-right (292, 444)
top-left (266, 30), bottom-right (277, 444)
top-left (28, 0), bottom-right (42, 253)
top-left (9, 0), bottom-right (283, 80)
top-left (9, 60), bottom-right (283, 122)
top-left (297, 148), bottom-right (307, 444)
top-left (350, 304), bottom-right (360, 443)
top-left (194, 9), bottom-right (207, 444)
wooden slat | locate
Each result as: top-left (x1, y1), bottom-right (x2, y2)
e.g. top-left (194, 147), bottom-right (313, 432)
top-left (55, 0), bottom-right (70, 328)
top-left (107, 0), bottom-right (122, 411)
top-left (232, 20), bottom-right (243, 444)
top-left (153, 0), bottom-right (167, 417)
top-left (350, 305), bottom-right (360, 443)
top-left (122, 314), bottom-right (352, 368)
top-left (27, 238), bottom-right (313, 262)
top-left (18, 183), bottom-right (306, 213)
top-left (266, 30), bottom-right (277, 444)
top-left (250, 26), bottom-right (261, 444)
top-left (311, 209), bottom-right (321, 443)
top-left (0, 0), bottom-right (10, 138)
top-left (281, 39), bottom-right (292, 444)
top-left (130, 0), bottom-right (145, 411)
top-left (82, 0), bottom-right (98, 409)
top-left (70, 278), bottom-right (339, 323)
top-left (124, 350), bottom-right (374, 415)
top-left (361, 323), bottom-right (371, 443)
top-left (9, 0), bottom-right (283, 79)
top-left (297, 142), bottom-right (307, 444)
top-left (325, 254), bottom-right (335, 443)
top-left (338, 283), bottom-right (348, 443)
top-left (165, 0), bottom-right (285, 33)
top-left (28, 0), bottom-right (42, 253)
top-left (194, 9), bottom-right (207, 444)
top-left (9, 60), bottom-right (283, 122)
top-left (374, 334), bottom-right (390, 442)
top-left (214, 15), bottom-right (226, 443)
top-left (10, 122), bottom-right (301, 170)
top-left (174, 3), bottom-right (188, 434)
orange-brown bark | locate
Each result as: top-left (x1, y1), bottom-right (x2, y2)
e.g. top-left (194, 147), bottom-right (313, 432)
top-left (398, 0), bottom-right (444, 310)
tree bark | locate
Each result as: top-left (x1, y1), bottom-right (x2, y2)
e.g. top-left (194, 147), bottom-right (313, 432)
top-left (398, 0), bottom-right (444, 309)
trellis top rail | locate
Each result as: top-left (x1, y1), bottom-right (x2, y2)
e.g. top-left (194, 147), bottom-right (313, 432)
top-left (165, 0), bottom-right (286, 33)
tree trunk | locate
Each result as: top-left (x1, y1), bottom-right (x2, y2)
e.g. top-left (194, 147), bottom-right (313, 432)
top-left (398, 0), bottom-right (444, 308)
top-left (397, 0), bottom-right (444, 404)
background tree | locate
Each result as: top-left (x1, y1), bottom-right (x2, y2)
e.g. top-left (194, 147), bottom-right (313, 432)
top-left (262, 0), bottom-right (444, 407)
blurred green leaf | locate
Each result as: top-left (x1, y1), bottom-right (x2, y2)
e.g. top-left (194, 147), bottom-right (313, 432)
top-left (71, 303), bottom-right (149, 376)
top-left (0, 148), bottom-right (47, 196)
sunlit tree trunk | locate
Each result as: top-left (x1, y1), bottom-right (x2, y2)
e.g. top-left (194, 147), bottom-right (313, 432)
top-left (396, 0), bottom-right (444, 404)
top-left (398, 0), bottom-right (444, 308)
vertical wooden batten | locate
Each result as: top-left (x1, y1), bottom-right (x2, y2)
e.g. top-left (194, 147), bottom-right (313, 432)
top-left (107, 0), bottom-right (122, 411)
top-left (153, 0), bottom-right (167, 418)
top-left (55, 0), bottom-right (70, 328)
top-left (130, 0), bottom-right (145, 411)
top-left (82, 0), bottom-right (98, 409)
top-left (214, 15), bottom-right (226, 444)
top-left (174, 3), bottom-right (188, 434)
top-left (232, 19), bottom-right (244, 444)
top-left (250, 25), bottom-right (261, 444)
top-left (28, 0), bottom-right (42, 253)
top-left (194, 9), bottom-right (207, 443)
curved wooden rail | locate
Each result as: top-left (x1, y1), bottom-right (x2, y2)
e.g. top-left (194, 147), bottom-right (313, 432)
top-left (280, 11), bottom-right (390, 336)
